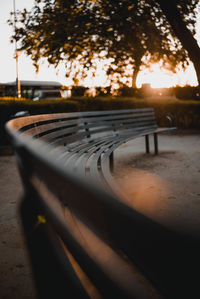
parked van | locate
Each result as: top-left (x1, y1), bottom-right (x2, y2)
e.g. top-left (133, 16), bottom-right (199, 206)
top-left (33, 89), bottom-right (63, 101)
top-left (0, 80), bottom-right (63, 99)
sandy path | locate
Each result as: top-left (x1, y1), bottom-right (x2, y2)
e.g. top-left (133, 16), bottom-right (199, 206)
top-left (0, 155), bottom-right (36, 299)
top-left (113, 130), bottom-right (200, 235)
top-left (0, 130), bottom-right (200, 298)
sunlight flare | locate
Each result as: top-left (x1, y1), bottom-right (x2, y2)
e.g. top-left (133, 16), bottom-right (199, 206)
top-left (137, 63), bottom-right (198, 88)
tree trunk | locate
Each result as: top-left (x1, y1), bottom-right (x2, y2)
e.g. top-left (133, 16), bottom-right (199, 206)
top-left (132, 53), bottom-right (143, 88)
top-left (156, 0), bottom-right (200, 87)
top-left (132, 65), bottom-right (140, 88)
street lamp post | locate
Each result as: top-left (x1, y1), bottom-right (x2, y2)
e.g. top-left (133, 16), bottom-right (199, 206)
top-left (13, 0), bottom-right (21, 98)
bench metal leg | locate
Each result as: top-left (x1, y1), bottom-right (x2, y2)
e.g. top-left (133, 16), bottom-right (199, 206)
top-left (97, 155), bottom-right (101, 169)
top-left (154, 133), bottom-right (158, 155)
top-left (109, 152), bottom-right (114, 172)
top-left (145, 135), bottom-right (150, 153)
top-left (84, 122), bottom-right (90, 138)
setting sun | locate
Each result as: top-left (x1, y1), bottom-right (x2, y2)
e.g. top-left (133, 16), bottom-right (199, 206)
top-left (74, 59), bottom-right (199, 89)
top-left (136, 63), bottom-right (198, 88)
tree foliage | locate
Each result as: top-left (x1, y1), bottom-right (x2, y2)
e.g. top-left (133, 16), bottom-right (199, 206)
top-left (9, 0), bottom-right (199, 87)
top-left (89, 0), bottom-right (192, 86)
top-left (156, 0), bottom-right (200, 86)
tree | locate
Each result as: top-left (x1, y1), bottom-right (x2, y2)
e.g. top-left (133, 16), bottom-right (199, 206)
top-left (91, 0), bottom-right (189, 87)
top-left (9, 1), bottom-right (97, 71)
top-left (9, 0), bottom-right (199, 87)
top-left (155, 0), bottom-right (200, 87)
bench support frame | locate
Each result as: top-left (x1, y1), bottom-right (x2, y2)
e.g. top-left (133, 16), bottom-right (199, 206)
top-left (145, 135), bottom-right (150, 154)
top-left (154, 133), bottom-right (158, 155)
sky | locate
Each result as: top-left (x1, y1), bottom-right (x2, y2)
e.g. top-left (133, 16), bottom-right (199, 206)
top-left (0, 0), bottom-right (200, 88)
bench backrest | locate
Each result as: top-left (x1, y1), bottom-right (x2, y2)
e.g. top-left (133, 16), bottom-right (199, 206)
top-left (10, 108), bottom-right (157, 147)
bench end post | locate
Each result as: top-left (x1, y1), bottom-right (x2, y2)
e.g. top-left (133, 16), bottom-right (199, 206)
top-left (109, 152), bottom-right (114, 172)
top-left (145, 135), bottom-right (150, 154)
top-left (154, 133), bottom-right (158, 155)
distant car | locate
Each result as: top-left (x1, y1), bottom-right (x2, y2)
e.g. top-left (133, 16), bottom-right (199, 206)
top-left (33, 89), bottom-right (63, 101)
top-left (10, 111), bottom-right (30, 119)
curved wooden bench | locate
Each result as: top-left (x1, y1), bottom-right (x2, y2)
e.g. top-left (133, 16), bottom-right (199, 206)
top-left (8, 109), bottom-right (174, 189)
top-left (6, 109), bottom-right (200, 299)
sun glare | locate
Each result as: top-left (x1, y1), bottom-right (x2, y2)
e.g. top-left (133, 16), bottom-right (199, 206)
top-left (137, 63), bottom-right (198, 88)
top-left (77, 60), bottom-right (198, 89)
top-left (31, 58), bottom-right (198, 89)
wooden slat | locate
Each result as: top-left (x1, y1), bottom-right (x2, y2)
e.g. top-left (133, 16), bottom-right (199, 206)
top-left (21, 111), bottom-right (155, 138)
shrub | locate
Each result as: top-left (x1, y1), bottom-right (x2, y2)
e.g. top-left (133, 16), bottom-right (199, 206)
top-left (70, 96), bottom-right (147, 111)
top-left (71, 86), bottom-right (87, 96)
top-left (1, 96), bottom-right (200, 147)
top-left (117, 86), bottom-right (142, 97)
top-left (174, 86), bottom-right (200, 100)
top-left (70, 96), bottom-right (200, 129)
top-left (144, 97), bottom-right (200, 128)
top-left (95, 86), bottom-right (112, 96)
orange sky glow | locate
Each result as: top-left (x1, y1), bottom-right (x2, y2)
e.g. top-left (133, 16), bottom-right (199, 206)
top-left (78, 60), bottom-right (198, 89)
top-left (0, 1), bottom-right (200, 88)
top-left (136, 63), bottom-right (198, 88)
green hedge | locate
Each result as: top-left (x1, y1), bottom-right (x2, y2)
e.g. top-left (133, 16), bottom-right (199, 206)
top-left (144, 98), bottom-right (200, 128)
top-left (69, 96), bottom-right (200, 128)
top-left (174, 86), bottom-right (200, 100)
top-left (1, 96), bottom-right (200, 146)
top-left (69, 96), bottom-right (147, 111)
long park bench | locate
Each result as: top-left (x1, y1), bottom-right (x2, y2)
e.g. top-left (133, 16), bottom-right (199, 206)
top-left (6, 108), bottom-right (200, 298)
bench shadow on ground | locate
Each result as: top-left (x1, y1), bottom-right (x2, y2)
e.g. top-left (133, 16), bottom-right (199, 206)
top-left (113, 149), bottom-right (200, 235)
top-left (115, 151), bottom-right (177, 170)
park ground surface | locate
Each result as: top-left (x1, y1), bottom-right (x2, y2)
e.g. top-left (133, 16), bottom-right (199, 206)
top-left (0, 129), bottom-right (200, 298)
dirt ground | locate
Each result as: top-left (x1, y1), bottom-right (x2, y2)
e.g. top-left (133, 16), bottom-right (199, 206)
top-left (113, 130), bottom-right (200, 235)
top-left (0, 154), bottom-right (36, 299)
top-left (0, 130), bottom-right (200, 298)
